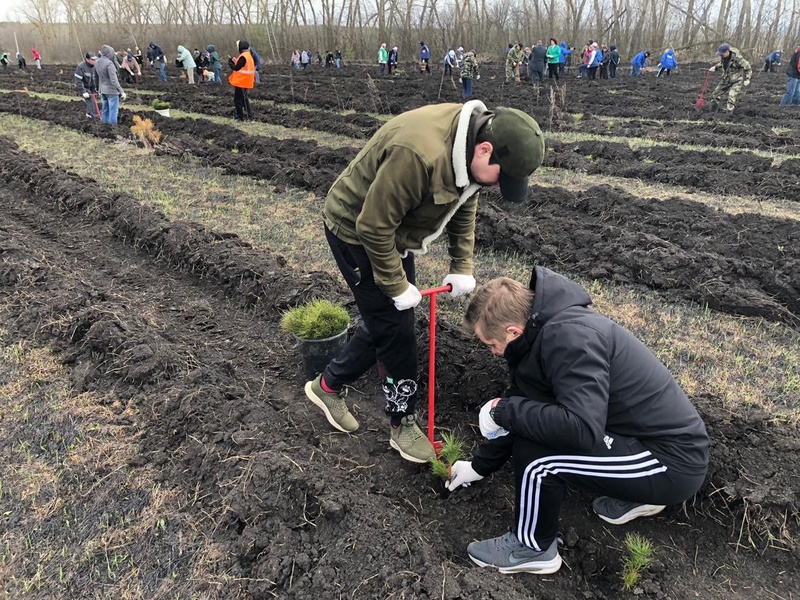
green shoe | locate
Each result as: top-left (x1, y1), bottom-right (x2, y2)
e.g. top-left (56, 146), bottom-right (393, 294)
top-left (389, 414), bottom-right (435, 463)
top-left (304, 375), bottom-right (358, 433)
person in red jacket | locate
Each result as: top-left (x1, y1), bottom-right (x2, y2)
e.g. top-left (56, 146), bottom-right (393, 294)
top-left (31, 47), bottom-right (42, 69)
top-left (228, 40), bottom-right (254, 121)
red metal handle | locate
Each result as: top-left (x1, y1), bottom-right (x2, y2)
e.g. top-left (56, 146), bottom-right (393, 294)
top-left (418, 284), bottom-right (452, 448)
top-left (420, 284), bottom-right (452, 297)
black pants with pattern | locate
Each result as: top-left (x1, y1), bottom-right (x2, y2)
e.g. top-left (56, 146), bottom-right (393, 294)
top-left (322, 225), bottom-right (418, 424)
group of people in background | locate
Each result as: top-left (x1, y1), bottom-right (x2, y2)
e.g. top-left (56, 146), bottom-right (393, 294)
top-left (71, 39), bottom-right (261, 126)
top-left (292, 49), bottom-right (344, 70)
top-left (0, 47), bottom-right (41, 71)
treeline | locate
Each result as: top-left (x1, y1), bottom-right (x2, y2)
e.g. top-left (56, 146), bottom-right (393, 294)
top-left (2, 0), bottom-right (797, 64)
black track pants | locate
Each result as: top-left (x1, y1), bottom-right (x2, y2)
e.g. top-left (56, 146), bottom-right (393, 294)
top-left (512, 434), bottom-right (706, 551)
top-left (322, 225), bottom-right (418, 423)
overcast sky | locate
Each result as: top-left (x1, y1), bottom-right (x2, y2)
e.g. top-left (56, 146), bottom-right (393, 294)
top-left (2, 0), bottom-right (28, 22)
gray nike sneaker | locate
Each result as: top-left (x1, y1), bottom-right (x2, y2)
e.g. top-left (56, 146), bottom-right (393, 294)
top-left (304, 375), bottom-right (358, 433)
top-left (592, 496), bottom-right (666, 525)
top-left (467, 531), bottom-right (562, 574)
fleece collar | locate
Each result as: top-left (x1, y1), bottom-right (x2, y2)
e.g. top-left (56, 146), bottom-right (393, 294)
top-left (452, 99), bottom-right (487, 189)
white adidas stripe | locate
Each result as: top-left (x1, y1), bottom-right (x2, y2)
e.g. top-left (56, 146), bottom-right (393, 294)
top-left (518, 451), bottom-right (667, 550)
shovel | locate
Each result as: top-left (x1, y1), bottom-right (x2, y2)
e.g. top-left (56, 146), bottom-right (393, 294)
top-left (420, 283), bottom-right (452, 455)
top-left (695, 70), bottom-right (711, 111)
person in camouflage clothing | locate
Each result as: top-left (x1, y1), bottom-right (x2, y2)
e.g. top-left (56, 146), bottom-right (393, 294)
top-left (460, 50), bottom-right (480, 98)
top-left (708, 43), bottom-right (752, 112)
top-left (506, 43), bottom-right (524, 82)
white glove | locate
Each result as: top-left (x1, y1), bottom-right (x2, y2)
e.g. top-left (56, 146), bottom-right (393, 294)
top-left (477, 75), bottom-right (480, 80)
top-left (443, 274), bottom-right (476, 298)
top-left (391, 283), bottom-right (422, 311)
top-left (82, 92), bottom-right (90, 99)
top-left (744, 80), bottom-right (750, 87)
top-left (447, 460), bottom-right (484, 491)
top-left (120, 92), bottom-right (127, 101)
top-left (479, 398), bottom-right (509, 439)
top-left (708, 66), bottom-right (715, 72)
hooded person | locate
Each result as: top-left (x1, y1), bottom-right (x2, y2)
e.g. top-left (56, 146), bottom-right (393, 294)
top-left (31, 46), bottom-right (41, 69)
top-left (16, 52), bottom-right (26, 70)
top-left (148, 42), bottom-right (167, 81)
top-left (1, 52), bottom-right (10, 72)
top-left (228, 40), bottom-right (255, 121)
top-left (92, 45), bottom-right (125, 124)
top-left (448, 268), bottom-right (708, 574)
top-left (207, 44), bottom-right (222, 83)
top-left (608, 45), bottom-right (620, 78)
top-left (305, 102), bottom-right (546, 464)
top-left (657, 47), bottom-right (677, 77)
top-left (176, 44), bottom-right (196, 83)
top-left (75, 51), bottom-right (99, 118)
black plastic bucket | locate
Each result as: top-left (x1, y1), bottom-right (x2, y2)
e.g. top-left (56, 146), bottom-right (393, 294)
top-left (297, 329), bottom-right (348, 380)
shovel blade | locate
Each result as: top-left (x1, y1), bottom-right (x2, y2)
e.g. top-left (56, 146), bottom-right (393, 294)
top-left (695, 98), bottom-right (705, 112)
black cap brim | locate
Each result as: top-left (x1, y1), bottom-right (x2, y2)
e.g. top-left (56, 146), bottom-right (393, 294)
top-left (499, 171), bottom-right (529, 203)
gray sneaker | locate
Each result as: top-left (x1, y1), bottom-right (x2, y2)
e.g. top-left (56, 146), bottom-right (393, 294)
top-left (304, 375), bottom-right (358, 433)
top-left (467, 532), bottom-right (562, 574)
top-left (592, 496), bottom-right (666, 525)
top-left (389, 414), bottom-right (435, 463)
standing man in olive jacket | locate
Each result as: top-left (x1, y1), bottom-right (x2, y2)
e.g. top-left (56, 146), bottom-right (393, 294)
top-left (448, 269), bottom-right (709, 574)
top-left (305, 101), bottom-right (546, 463)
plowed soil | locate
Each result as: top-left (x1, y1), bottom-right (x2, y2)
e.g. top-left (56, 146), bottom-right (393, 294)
top-left (0, 62), bottom-right (798, 599)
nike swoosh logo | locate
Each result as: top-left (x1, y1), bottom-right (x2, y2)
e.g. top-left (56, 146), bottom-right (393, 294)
top-left (508, 552), bottom-right (535, 565)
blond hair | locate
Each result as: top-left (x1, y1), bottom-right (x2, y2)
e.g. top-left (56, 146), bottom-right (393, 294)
top-left (463, 277), bottom-right (534, 340)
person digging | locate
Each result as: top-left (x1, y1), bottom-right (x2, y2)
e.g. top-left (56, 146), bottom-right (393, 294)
top-left (305, 102), bottom-right (545, 463)
top-left (446, 271), bottom-right (709, 574)
top-left (708, 43), bottom-right (752, 113)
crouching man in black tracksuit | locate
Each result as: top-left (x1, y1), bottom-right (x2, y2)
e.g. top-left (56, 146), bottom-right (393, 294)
top-left (448, 268), bottom-right (709, 574)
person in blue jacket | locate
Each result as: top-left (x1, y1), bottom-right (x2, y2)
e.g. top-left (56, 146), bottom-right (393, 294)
top-left (250, 46), bottom-right (262, 83)
top-left (630, 50), bottom-right (650, 76)
top-left (657, 47), bottom-right (677, 77)
top-left (764, 49), bottom-right (782, 72)
top-left (419, 41), bottom-right (430, 73)
top-left (558, 42), bottom-right (571, 76)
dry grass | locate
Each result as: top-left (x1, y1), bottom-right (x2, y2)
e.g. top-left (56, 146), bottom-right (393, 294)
top-left (533, 167), bottom-right (800, 221)
top-left (548, 130), bottom-right (800, 162)
top-left (1, 112), bottom-right (798, 421)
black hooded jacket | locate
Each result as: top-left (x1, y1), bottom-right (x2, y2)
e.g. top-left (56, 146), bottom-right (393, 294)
top-left (472, 267), bottom-right (709, 477)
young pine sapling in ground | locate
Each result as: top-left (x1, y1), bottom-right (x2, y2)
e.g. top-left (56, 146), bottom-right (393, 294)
top-left (621, 532), bottom-right (654, 591)
top-left (429, 432), bottom-right (465, 480)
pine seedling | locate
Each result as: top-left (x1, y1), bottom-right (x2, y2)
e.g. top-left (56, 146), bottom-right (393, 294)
top-left (429, 431), bottom-right (465, 480)
top-left (130, 116), bottom-right (162, 148)
top-left (621, 532), bottom-right (653, 591)
top-left (281, 299), bottom-right (349, 340)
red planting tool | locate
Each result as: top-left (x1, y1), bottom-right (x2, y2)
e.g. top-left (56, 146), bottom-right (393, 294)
top-left (419, 283), bottom-right (452, 456)
top-left (695, 70), bottom-right (711, 111)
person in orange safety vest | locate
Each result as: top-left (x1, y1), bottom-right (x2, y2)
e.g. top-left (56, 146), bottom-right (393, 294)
top-left (228, 40), bottom-right (255, 121)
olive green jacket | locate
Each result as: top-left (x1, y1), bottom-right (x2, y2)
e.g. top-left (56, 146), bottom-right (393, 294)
top-left (323, 101), bottom-right (485, 297)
